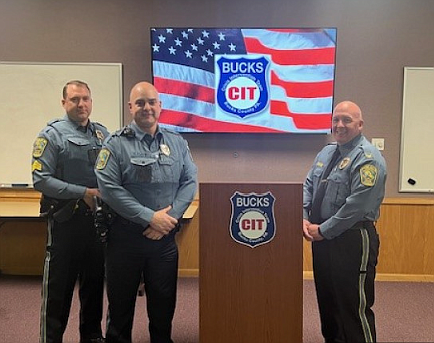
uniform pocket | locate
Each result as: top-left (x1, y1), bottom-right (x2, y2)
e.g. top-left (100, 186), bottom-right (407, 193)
top-left (159, 155), bottom-right (179, 182)
top-left (67, 137), bottom-right (91, 162)
top-left (325, 173), bottom-right (349, 208)
top-left (131, 157), bottom-right (157, 183)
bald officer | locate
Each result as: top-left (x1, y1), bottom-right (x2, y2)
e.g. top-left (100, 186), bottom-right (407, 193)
top-left (95, 81), bottom-right (197, 343)
top-left (303, 101), bottom-right (387, 343)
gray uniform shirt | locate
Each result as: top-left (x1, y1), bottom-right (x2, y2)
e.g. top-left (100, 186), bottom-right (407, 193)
top-left (95, 122), bottom-right (198, 228)
top-left (32, 115), bottom-right (109, 199)
top-left (303, 134), bottom-right (387, 239)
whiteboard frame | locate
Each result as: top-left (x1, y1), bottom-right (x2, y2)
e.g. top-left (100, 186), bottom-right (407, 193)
top-left (0, 61), bottom-right (123, 187)
top-left (399, 66), bottom-right (434, 193)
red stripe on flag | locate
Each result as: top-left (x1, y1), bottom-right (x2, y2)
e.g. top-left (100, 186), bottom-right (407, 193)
top-left (160, 109), bottom-right (284, 133)
top-left (154, 77), bottom-right (214, 103)
top-left (270, 101), bottom-right (331, 130)
top-left (244, 37), bottom-right (336, 65)
top-left (270, 71), bottom-right (334, 98)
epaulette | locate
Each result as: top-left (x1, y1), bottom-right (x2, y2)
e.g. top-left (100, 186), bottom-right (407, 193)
top-left (361, 145), bottom-right (375, 159)
top-left (324, 142), bottom-right (338, 151)
top-left (115, 125), bottom-right (136, 138)
top-left (160, 127), bottom-right (181, 136)
top-left (93, 121), bottom-right (107, 130)
top-left (103, 134), bottom-right (116, 144)
top-left (47, 118), bottom-right (63, 126)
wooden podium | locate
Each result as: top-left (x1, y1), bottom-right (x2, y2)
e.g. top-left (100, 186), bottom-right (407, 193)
top-left (199, 183), bottom-right (303, 343)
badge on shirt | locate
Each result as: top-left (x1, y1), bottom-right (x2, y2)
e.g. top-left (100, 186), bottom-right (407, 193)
top-left (160, 144), bottom-right (170, 156)
top-left (95, 129), bottom-right (105, 142)
top-left (339, 157), bottom-right (350, 169)
top-left (360, 164), bottom-right (378, 186)
top-left (96, 148), bottom-right (110, 170)
top-left (32, 138), bottom-right (48, 158)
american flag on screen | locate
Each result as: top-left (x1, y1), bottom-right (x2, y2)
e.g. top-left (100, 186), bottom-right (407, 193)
top-left (151, 28), bottom-right (337, 133)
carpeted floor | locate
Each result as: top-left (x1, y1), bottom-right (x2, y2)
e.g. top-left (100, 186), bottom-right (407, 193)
top-left (0, 275), bottom-right (433, 342)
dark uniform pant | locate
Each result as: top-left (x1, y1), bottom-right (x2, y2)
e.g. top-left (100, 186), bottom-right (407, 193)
top-left (312, 222), bottom-right (379, 343)
top-left (105, 218), bottom-right (178, 343)
top-left (40, 210), bottom-right (105, 343)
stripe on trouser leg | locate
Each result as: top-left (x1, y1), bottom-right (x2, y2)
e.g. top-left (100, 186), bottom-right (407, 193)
top-left (358, 228), bottom-right (373, 343)
top-left (40, 219), bottom-right (53, 343)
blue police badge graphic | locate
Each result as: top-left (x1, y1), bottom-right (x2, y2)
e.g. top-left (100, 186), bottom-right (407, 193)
top-left (216, 55), bottom-right (270, 118)
top-left (229, 191), bottom-right (276, 248)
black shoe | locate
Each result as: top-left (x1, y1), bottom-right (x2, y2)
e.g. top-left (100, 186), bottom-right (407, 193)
top-left (80, 338), bottom-right (106, 343)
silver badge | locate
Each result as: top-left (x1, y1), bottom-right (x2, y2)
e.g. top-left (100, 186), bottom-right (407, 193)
top-left (160, 144), bottom-right (170, 156)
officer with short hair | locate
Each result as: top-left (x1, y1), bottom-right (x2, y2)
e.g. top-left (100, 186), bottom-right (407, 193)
top-left (32, 80), bottom-right (108, 343)
top-left (95, 81), bottom-right (197, 343)
top-left (303, 101), bottom-right (387, 343)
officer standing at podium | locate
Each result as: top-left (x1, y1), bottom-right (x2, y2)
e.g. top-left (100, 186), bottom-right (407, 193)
top-left (303, 101), bottom-right (387, 343)
top-left (32, 80), bottom-right (108, 343)
top-left (95, 81), bottom-right (197, 343)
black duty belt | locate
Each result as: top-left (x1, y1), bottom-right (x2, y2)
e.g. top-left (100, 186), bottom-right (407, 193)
top-left (352, 221), bottom-right (375, 229)
top-left (75, 199), bottom-right (93, 216)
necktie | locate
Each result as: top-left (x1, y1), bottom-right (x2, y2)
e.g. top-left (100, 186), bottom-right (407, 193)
top-left (144, 134), bottom-right (153, 148)
top-left (310, 147), bottom-right (341, 224)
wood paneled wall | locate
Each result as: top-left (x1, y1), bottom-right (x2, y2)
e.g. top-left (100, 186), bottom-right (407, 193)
top-left (179, 198), bottom-right (434, 282)
top-left (376, 198), bottom-right (434, 281)
top-left (1, 190), bottom-right (433, 281)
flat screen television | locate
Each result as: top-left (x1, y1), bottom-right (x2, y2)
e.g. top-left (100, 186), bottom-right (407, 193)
top-left (150, 27), bottom-right (337, 133)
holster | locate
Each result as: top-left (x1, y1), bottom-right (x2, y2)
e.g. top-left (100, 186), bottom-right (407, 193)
top-left (39, 195), bottom-right (58, 218)
top-left (94, 199), bottom-right (117, 243)
top-left (53, 200), bottom-right (78, 222)
top-left (39, 195), bottom-right (78, 223)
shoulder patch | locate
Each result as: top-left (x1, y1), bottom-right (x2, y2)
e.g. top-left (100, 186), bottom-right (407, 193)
top-left (96, 148), bottom-right (111, 170)
top-left (32, 137), bottom-right (48, 158)
top-left (360, 164), bottom-right (377, 187)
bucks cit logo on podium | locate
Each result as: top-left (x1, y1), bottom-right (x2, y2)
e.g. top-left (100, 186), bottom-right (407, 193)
top-left (229, 191), bottom-right (276, 248)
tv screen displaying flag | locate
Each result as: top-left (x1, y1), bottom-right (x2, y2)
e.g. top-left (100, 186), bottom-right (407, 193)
top-left (150, 27), bottom-right (337, 133)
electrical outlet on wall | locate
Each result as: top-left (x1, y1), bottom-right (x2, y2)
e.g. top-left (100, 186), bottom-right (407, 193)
top-left (371, 138), bottom-right (385, 151)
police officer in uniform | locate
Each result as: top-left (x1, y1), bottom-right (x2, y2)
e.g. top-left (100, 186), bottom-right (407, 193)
top-left (32, 80), bottom-right (108, 343)
top-left (95, 81), bottom-right (197, 343)
top-left (303, 101), bottom-right (387, 343)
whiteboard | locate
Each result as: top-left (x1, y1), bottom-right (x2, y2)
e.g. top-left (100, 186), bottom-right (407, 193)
top-left (0, 62), bottom-right (123, 186)
top-left (399, 67), bottom-right (434, 192)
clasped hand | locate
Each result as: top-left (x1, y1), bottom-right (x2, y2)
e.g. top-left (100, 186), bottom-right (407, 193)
top-left (143, 205), bottom-right (178, 240)
top-left (303, 219), bottom-right (324, 242)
